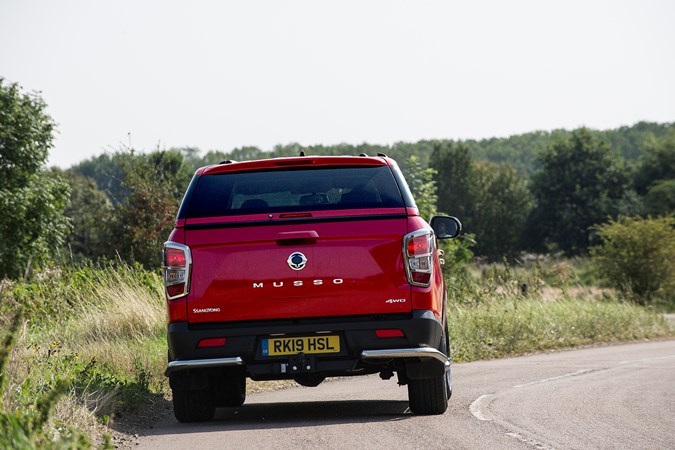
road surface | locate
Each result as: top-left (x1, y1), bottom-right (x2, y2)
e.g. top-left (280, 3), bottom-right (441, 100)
top-left (133, 340), bottom-right (675, 449)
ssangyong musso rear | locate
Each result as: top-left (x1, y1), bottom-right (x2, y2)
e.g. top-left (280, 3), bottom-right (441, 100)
top-left (163, 155), bottom-right (461, 422)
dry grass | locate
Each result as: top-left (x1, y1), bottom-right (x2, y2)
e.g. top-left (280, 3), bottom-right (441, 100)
top-left (73, 284), bottom-right (165, 342)
top-left (1, 263), bottom-right (167, 446)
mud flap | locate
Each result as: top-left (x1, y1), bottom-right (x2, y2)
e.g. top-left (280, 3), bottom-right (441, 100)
top-left (404, 359), bottom-right (446, 380)
top-left (169, 370), bottom-right (210, 391)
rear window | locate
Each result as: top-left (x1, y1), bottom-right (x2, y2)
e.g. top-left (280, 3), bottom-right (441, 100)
top-left (184, 166), bottom-right (405, 219)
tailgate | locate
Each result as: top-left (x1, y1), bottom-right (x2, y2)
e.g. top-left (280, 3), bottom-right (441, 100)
top-left (184, 218), bottom-right (410, 323)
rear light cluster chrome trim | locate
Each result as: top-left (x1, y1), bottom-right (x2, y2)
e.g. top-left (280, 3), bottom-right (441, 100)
top-left (403, 229), bottom-right (435, 287)
top-left (163, 241), bottom-right (192, 300)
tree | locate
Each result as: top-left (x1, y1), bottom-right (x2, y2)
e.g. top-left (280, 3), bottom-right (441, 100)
top-left (525, 128), bottom-right (630, 255)
top-left (591, 216), bottom-right (675, 305)
top-left (405, 155), bottom-right (438, 220)
top-left (0, 79), bottom-right (70, 278)
top-left (470, 162), bottom-right (532, 260)
top-left (634, 130), bottom-right (675, 216)
top-left (0, 81), bottom-right (54, 191)
top-left (105, 150), bottom-right (192, 268)
top-left (431, 142), bottom-right (532, 260)
top-left (645, 179), bottom-right (675, 216)
top-left (430, 141), bottom-right (473, 220)
top-left (54, 168), bottom-right (113, 261)
top-left (197, 146), bottom-right (266, 167)
top-left (73, 152), bottom-right (129, 205)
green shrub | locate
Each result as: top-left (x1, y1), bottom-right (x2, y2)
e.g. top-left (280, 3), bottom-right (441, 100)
top-left (591, 216), bottom-right (675, 307)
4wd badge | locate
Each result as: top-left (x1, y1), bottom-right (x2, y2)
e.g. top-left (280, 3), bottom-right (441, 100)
top-left (287, 252), bottom-right (308, 271)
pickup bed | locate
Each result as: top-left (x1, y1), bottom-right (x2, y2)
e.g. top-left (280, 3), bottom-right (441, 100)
top-left (163, 155), bottom-right (461, 422)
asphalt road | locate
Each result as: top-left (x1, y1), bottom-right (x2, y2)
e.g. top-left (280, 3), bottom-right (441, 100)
top-left (134, 340), bottom-right (675, 449)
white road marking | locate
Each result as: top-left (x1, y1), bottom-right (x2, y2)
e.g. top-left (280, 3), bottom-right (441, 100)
top-left (506, 432), bottom-right (556, 450)
top-left (469, 394), bottom-right (495, 421)
top-left (471, 395), bottom-right (557, 448)
top-left (512, 369), bottom-right (595, 388)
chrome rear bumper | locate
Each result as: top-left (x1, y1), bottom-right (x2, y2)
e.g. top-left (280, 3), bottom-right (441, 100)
top-left (166, 357), bottom-right (243, 375)
top-left (361, 347), bottom-right (451, 370)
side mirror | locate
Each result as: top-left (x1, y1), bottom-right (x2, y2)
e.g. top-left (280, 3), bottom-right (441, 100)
top-left (430, 215), bottom-right (462, 239)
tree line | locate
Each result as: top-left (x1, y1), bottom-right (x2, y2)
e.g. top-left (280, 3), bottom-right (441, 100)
top-left (1, 78), bottom-right (674, 280)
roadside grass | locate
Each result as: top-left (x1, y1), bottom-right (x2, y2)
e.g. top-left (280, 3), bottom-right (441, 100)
top-left (449, 295), bottom-right (671, 362)
top-left (0, 258), bottom-right (672, 447)
top-left (0, 262), bottom-right (167, 447)
top-left (448, 259), bottom-right (673, 362)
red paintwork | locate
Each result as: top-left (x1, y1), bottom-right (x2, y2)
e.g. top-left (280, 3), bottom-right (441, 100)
top-left (165, 156), bottom-right (446, 327)
top-left (168, 297), bottom-right (188, 323)
top-left (183, 218), bottom-right (411, 323)
top-left (201, 156), bottom-right (389, 175)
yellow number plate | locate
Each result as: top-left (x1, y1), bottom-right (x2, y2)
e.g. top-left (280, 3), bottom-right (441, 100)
top-left (262, 336), bottom-right (340, 356)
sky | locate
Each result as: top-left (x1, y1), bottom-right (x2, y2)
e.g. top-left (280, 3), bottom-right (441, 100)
top-left (1, 0), bottom-right (674, 168)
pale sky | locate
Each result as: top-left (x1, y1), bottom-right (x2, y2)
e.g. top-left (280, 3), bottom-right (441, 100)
top-left (1, 0), bottom-right (674, 168)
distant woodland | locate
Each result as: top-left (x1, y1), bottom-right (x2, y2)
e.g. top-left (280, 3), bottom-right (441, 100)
top-left (1, 78), bottom-right (673, 276)
top-left (62, 121), bottom-right (675, 264)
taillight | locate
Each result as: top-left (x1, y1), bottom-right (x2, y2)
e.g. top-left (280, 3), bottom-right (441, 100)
top-left (163, 242), bottom-right (192, 300)
top-left (403, 230), bottom-right (434, 287)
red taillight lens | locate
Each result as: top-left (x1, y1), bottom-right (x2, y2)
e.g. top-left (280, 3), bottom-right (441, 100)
top-left (404, 230), bottom-right (434, 287)
top-left (163, 242), bottom-right (191, 300)
top-left (407, 235), bottom-right (430, 256)
top-left (375, 329), bottom-right (405, 338)
top-left (165, 247), bottom-right (187, 268)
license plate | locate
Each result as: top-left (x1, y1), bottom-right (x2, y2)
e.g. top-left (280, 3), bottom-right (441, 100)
top-left (262, 335), bottom-right (340, 356)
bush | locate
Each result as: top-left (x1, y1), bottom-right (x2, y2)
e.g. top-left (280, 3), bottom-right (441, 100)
top-left (591, 216), bottom-right (675, 306)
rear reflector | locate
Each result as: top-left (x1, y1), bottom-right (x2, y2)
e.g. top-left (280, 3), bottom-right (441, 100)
top-left (197, 338), bottom-right (227, 348)
top-left (375, 329), bottom-right (405, 338)
top-left (166, 283), bottom-right (186, 298)
top-left (411, 272), bottom-right (432, 285)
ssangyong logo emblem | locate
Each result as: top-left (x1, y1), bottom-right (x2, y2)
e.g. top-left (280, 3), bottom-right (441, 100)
top-left (287, 252), bottom-right (308, 271)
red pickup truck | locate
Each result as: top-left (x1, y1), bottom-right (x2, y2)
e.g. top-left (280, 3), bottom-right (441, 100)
top-left (163, 155), bottom-right (461, 422)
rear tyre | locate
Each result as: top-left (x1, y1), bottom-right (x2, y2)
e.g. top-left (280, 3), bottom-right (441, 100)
top-left (408, 322), bottom-right (451, 415)
top-left (440, 323), bottom-right (453, 400)
top-left (172, 388), bottom-right (216, 422)
top-left (407, 373), bottom-right (448, 415)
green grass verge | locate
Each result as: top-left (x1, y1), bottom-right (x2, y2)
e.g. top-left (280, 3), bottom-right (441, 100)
top-left (449, 296), bottom-right (672, 362)
top-left (0, 262), bottom-right (166, 448)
